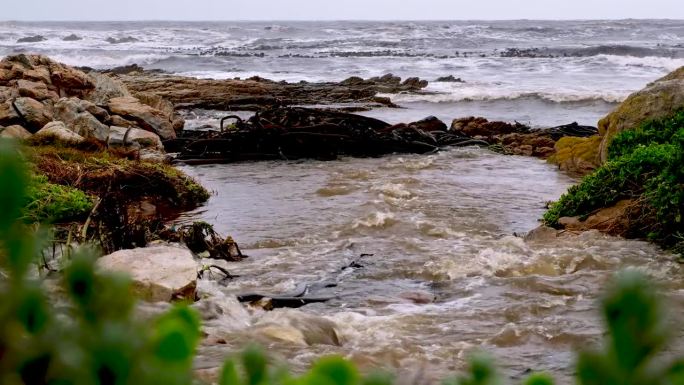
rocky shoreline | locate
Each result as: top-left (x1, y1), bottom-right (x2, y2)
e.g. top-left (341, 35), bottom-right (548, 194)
top-left (2, 53), bottom-right (682, 303)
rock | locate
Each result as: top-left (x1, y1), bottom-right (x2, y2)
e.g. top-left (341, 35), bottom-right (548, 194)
top-left (17, 35), bottom-right (46, 43)
top-left (409, 116), bottom-right (447, 132)
top-left (134, 92), bottom-right (184, 131)
top-left (62, 34), bottom-right (82, 41)
top-left (108, 125), bottom-right (163, 150)
top-left (97, 245), bottom-right (198, 302)
top-left (107, 96), bottom-right (176, 139)
top-left (435, 75), bottom-right (465, 82)
top-left (0, 125), bottom-right (32, 139)
top-left (85, 72), bottom-right (131, 105)
top-left (557, 199), bottom-right (636, 236)
top-left (547, 136), bottom-right (602, 176)
top-left (451, 116), bottom-right (523, 137)
top-left (16, 79), bottom-right (54, 101)
top-left (53, 98), bottom-right (110, 141)
top-left (0, 100), bottom-right (20, 126)
top-left (105, 36), bottom-right (139, 44)
top-left (48, 61), bottom-right (95, 94)
top-left (253, 310), bottom-right (341, 346)
top-left (402, 77), bottom-right (429, 89)
top-left (34, 121), bottom-right (84, 144)
top-left (12, 97), bottom-right (53, 132)
top-left (597, 66), bottom-right (684, 163)
top-left (109, 115), bottom-right (138, 128)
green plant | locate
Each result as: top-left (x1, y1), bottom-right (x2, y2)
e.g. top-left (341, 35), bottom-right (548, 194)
top-left (544, 110), bottom-right (684, 249)
top-left (0, 140), bottom-right (201, 385)
top-left (23, 174), bottom-right (94, 223)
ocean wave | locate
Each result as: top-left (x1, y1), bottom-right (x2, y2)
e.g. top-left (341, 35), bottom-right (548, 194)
top-left (48, 53), bottom-right (172, 69)
top-left (380, 90), bottom-right (627, 105)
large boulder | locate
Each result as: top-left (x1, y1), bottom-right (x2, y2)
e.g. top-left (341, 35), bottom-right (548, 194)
top-left (85, 72), bottom-right (131, 105)
top-left (107, 96), bottom-right (176, 139)
top-left (34, 121), bottom-right (84, 144)
top-left (597, 66), bottom-right (684, 162)
top-left (0, 100), bottom-right (20, 126)
top-left (16, 79), bottom-right (55, 101)
top-left (0, 124), bottom-right (32, 139)
top-left (12, 97), bottom-right (53, 132)
top-left (54, 98), bottom-right (110, 141)
top-left (547, 136), bottom-right (602, 176)
top-left (97, 245), bottom-right (198, 302)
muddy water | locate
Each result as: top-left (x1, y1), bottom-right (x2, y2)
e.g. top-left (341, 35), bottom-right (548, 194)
top-left (176, 147), bottom-right (684, 384)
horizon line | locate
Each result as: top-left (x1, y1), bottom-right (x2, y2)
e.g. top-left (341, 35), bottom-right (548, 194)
top-left (2, 18), bottom-right (684, 23)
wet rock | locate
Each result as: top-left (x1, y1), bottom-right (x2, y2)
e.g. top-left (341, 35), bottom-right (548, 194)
top-left (558, 199), bottom-right (637, 236)
top-left (104, 63), bottom-right (145, 75)
top-left (409, 116), bottom-right (447, 132)
top-left (253, 310), bottom-right (342, 346)
top-left (107, 96), bottom-right (176, 139)
top-left (548, 136), bottom-right (602, 176)
top-left (0, 124), bottom-right (32, 139)
top-left (451, 116), bottom-right (524, 137)
top-left (598, 66), bottom-right (684, 162)
top-left (105, 36), bottom-right (139, 44)
top-left (12, 97), bottom-right (53, 132)
top-left (435, 75), bottom-right (465, 82)
top-left (17, 35), bottom-right (46, 43)
top-left (62, 34), bottom-right (82, 41)
top-left (97, 244), bottom-right (198, 302)
top-left (34, 121), bottom-right (85, 144)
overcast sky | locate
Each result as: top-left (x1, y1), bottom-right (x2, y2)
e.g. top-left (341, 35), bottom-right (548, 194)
top-left (4, 0), bottom-right (684, 21)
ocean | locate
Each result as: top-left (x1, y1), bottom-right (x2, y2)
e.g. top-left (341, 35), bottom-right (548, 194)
top-left (2, 20), bottom-right (684, 126)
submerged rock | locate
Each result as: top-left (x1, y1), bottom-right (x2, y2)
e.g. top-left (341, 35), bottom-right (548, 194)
top-left (98, 245), bottom-right (198, 302)
top-left (62, 34), bottom-right (82, 41)
top-left (17, 35), bottom-right (46, 43)
top-left (105, 36), bottom-right (139, 44)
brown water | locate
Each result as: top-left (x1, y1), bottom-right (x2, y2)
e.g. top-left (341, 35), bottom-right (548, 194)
top-left (175, 146), bottom-right (684, 384)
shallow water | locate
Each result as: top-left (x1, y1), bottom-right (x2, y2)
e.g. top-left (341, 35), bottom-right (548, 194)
top-left (176, 147), bottom-right (684, 384)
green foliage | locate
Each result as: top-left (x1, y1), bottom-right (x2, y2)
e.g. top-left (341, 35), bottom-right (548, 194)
top-left (0, 140), bottom-right (201, 385)
top-left (23, 174), bottom-right (94, 223)
top-left (544, 110), bottom-right (684, 248)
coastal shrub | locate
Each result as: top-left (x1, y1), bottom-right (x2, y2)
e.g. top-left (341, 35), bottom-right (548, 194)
top-left (23, 174), bottom-right (94, 223)
top-left (544, 110), bottom-right (684, 248)
top-left (2, 141), bottom-right (684, 385)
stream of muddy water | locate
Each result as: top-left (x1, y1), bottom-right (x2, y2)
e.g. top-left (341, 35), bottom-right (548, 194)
top-left (175, 144), bottom-right (684, 384)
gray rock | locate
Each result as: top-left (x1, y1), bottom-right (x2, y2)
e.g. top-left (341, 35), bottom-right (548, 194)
top-left (53, 98), bottom-right (110, 141)
top-left (85, 72), bottom-right (131, 105)
top-left (17, 35), bottom-right (46, 43)
top-left (62, 34), bottom-right (82, 41)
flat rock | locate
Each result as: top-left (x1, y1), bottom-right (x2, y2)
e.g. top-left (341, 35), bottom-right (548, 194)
top-left (98, 245), bottom-right (198, 302)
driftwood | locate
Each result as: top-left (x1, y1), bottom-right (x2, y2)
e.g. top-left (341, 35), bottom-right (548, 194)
top-left (167, 107), bottom-right (481, 164)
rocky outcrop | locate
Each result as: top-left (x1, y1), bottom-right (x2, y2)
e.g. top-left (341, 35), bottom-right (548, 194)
top-left (0, 54), bottom-right (179, 157)
top-left (450, 117), bottom-right (597, 159)
top-left (117, 70), bottom-right (429, 111)
top-left (598, 66), bottom-right (684, 163)
top-left (97, 245), bottom-right (198, 302)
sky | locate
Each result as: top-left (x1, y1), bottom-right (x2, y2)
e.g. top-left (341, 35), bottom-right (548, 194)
top-left (3, 0), bottom-right (684, 21)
